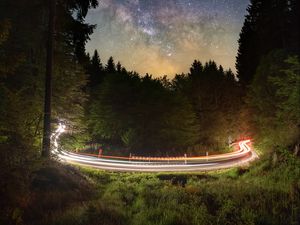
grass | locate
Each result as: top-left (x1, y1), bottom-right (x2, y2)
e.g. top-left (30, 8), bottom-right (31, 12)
top-left (1, 151), bottom-right (299, 225)
top-left (51, 154), bottom-right (299, 225)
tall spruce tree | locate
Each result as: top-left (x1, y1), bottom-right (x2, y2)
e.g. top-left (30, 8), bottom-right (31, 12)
top-left (236, 0), bottom-right (299, 86)
top-left (105, 56), bottom-right (116, 73)
top-left (116, 61), bottom-right (122, 73)
top-left (88, 49), bottom-right (103, 87)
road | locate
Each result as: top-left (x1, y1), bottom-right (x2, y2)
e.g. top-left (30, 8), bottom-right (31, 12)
top-left (52, 123), bottom-right (258, 172)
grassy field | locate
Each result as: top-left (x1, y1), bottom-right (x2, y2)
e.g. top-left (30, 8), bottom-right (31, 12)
top-left (2, 152), bottom-right (299, 225)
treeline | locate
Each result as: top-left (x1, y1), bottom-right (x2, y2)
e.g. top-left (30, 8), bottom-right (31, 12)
top-left (83, 54), bottom-right (241, 155)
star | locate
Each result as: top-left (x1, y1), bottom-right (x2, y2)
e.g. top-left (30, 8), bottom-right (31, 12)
top-left (86, 0), bottom-right (250, 77)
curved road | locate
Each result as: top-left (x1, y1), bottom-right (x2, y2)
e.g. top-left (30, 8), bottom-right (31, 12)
top-left (52, 124), bottom-right (258, 172)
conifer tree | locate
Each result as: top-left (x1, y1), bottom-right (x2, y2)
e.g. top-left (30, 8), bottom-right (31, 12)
top-left (236, 0), bottom-right (299, 86)
top-left (116, 61), bottom-right (122, 73)
top-left (106, 56), bottom-right (116, 73)
top-left (88, 49), bottom-right (103, 87)
top-left (189, 60), bottom-right (203, 77)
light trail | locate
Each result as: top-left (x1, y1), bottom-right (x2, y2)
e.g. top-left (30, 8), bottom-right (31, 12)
top-left (52, 123), bottom-right (258, 172)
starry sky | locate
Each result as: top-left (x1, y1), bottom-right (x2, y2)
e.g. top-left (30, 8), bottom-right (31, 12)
top-left (85, 0), bottom-right (250, 77)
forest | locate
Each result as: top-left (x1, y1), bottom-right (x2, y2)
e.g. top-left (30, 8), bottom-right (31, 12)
top-left (0, 0), bottom-right (299, 224)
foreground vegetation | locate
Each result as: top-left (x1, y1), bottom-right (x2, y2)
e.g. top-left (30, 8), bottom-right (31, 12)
top-left (1, 149), bottom-right (299, 225)
top-left (1, 0), bottom-right (299, 224)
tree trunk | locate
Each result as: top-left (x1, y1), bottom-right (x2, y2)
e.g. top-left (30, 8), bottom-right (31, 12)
top-left (42, 0), bottom-right (55, 158)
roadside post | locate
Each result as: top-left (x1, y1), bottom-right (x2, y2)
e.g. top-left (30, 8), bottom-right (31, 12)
top-left (98, 148), bottom-right (103, 158)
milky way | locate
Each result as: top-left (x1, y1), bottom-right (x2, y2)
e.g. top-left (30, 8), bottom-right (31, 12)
top-left (86, 0), bottom-right (250, 77)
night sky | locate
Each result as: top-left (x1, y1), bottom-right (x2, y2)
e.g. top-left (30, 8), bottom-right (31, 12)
top-left (86, 0), bottom-right (250, 77)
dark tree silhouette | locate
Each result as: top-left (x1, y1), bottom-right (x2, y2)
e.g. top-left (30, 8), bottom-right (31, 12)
top-left (106, 56), bottom-right (116, 73)
top-left (236, 0), bottom-right (300, 86)
top-left (88, 49), bottom-right (104, 87)
top-left (116, 61), bottom-right (122, 73)
top-left (91, 50), bottom-right (102, 70)
top-left (189, 60), bottom-right (203, 77)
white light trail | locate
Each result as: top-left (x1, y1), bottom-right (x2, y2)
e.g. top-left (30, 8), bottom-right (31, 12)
top-left (51, 123), bottom-right (66, 154)
top-left (51, 123), bottom-right (258, 172)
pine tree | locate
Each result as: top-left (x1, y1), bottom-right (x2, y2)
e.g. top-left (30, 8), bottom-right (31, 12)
top-left (105, 56), bottom-right (116, 73)
top-left (189, 60), bottom-right (203, 77)
top-left (88, 49), bottom-right (103, 87)
top-left (116, 61), bottom-right (122, 73)
top-left (91, 50), bottom-right (102, 70)
top-left (236, 0), bottom-right (299, 86)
